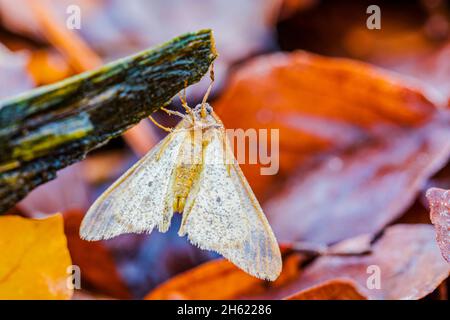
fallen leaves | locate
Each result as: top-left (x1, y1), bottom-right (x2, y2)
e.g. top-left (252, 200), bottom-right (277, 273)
top-left (426, 188), bottom-right (450, 263)
top-left (0, 214), bottom-right (72, 299)
top-left (146, 225), bottom-right (449, 300)
top-left (146, 246), bottom-right (304, 300)
top-left (0, 0), bottom-right (283, 95)
top-left (63, 210), bottom-right (131, 299)
top-left (145, 258), bottom-right (265, 300)
top-left (266, 120), bottom-right (450, 244)
top-left (215, 50), bottom-right (450, 245)
top-left (258, 225), bottom-right (449, 300)
top-left (285, 278), bottom-right (367, 300)
top-left (2, 1), bottom-right (450, 300)
top-left (215, 51), bottom-right (444, 199)
top-left (216, 51), bottom-right (439, 133)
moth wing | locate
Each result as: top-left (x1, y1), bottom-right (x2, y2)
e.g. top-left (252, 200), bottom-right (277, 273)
top-left (180, 128), bottom-right (282, 281)
top-left (80, 128), bottom-right (188, 240)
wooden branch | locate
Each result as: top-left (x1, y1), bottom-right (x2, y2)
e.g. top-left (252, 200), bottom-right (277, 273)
top-left (0, 29), bottom-right (217, 213)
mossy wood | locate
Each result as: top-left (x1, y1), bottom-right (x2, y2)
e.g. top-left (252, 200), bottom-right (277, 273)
top-left (0, 29), bottom-right (217, 213)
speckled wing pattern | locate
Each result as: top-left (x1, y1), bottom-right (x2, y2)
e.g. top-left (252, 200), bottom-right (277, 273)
top-left (80, 129), bottom-right (188, 240)
top-left (178, 128), bottom-right (282, 281)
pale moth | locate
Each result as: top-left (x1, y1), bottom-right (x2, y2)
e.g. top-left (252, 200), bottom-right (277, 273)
top-left (80, 78), bottom-right (282, 281)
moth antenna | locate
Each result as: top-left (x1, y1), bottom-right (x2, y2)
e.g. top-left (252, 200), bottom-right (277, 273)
top-left (178, 83), bottom-right (195, 125)
top-left (161, 107), bottom-right (185, 118)
top-left (201, 64), bottom-right (215, 118)
top-left (148, 115), bottom-right (172, 132)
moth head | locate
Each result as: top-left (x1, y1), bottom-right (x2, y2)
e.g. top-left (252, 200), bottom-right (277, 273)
top-left (193, 103), bottom-right (213, 116)
top-left (186, 103), bottom-right (222, 128)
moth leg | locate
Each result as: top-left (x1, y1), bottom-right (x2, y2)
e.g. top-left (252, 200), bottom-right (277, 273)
top-left (148, 115), bottom-right (172, 133)
top-left (179, 82), bottom-right (196, 125)
top-left (161, 107), bottom-right (185, 118)
top-left (200, 64), bottom-right (215, 118)
top-left (221, 133), bottom-right (232, 176)
top-left (155, 130), bottom-right (176, 160)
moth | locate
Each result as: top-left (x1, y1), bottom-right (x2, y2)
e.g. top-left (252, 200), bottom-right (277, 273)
top-left (80, 87), bottom-right (282, 281)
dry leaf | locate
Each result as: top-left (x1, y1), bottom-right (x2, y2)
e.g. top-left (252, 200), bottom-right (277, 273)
top-left (145, 247), bottom-right (303, 300)
top-left (255, 224), bottom-right (449, 300)
top-left (214, 51), bottom-right (450, 244)
top-left (266, 120), bottom-right (450, 244)
top-left (63, 210), bottom-right (131, 299)
top-left (426, 187), bottom-right (450, 263)
top-left (277, 1), bottom-right (450, 102)
top-left (146, 259), bottom-right (265, 300)
top-left (285, 278), bottom-right (367, 300)
top-left (115, 221), bottom-right (217, 298)
top-left (146, 225), bottom-right (449, 300)
top-left (215, 50), bottom-right (441, 199)
top-left (27, 49), bottom-right (72, 85)
top-left (0, 214), bottom-right (73, 299)
top-left (19, 164), bottom-right (89, 216)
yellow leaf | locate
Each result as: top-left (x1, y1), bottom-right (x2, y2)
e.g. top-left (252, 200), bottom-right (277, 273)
top-left (0, 214), bottom-right (73, 299)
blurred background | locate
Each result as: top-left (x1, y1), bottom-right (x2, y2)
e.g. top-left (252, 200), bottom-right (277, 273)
top-left (0, 0), bottom-right (449, 299)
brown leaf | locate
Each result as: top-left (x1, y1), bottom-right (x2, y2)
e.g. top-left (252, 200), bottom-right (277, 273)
top-left (145, 225), bottom-right (449, 300)
top-left (215, 50), bottom-right (441, 199)
top-left (145, 247), bottom-right (303, 300)
top-left (255, 224), bottom-right (449, 300)
top-left (19, 163), bottom-right (89, 216)
top-left (285, 278), bottom-right (367, 300)
top-left (326, 234), bottom-right (373, 256)
top-left (277, 1), bottom-right (450, 103)
top-left (266, 120), bottom-right (450, 244)
top-left (146, 259), bottom-right (265, 300)
top-left (426, 187), bottom-right (450, 263)
top-left (215, 51), bottom-right (450, 244)
top-left (63, 210), bottom-right (131, 299)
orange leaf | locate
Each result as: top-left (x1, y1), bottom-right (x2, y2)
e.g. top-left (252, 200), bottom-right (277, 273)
top-left (145, 248), bottom-right (302, 300)
top-left (146, 225), bottom-right (449, 300)
top-left (63, 210), bottom-right (131, 299)
top-left (261, 224), bottom-right (449, 300)
top-left (285, 278), bottom-right (367, 300)
top-left (0, 214), bottom-right (73, 299)
top-left (215, 51), bottom-right (450, 244)
top-left (266, 120), bottom-right (450, 244)
top-left (214, 51), bottom-right (439, 199)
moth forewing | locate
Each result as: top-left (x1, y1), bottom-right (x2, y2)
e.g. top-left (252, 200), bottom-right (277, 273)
top-left (178, 116), bottom-right (282, 281)
top-left (79, 123), bottom-right (189, 240)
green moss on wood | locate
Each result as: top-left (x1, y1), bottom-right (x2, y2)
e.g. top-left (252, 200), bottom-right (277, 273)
top-left (0, 29), bottom-right (217, 213)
